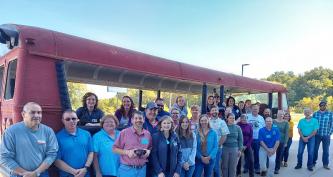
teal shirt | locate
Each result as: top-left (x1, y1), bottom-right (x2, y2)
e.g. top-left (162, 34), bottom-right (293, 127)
top-left (93, 129), bottom-right (120, 176)
top-left (224, 124), bottom-right (243, 150)
top-left (298, 117), bottom-right (319, 137)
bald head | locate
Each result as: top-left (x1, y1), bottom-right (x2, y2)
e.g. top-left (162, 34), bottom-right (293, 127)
top-left (265, 117), bottom-right (273, 129)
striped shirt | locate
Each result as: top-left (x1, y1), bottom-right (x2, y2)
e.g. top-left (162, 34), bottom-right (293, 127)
top-left (312, 110), bottom-right (333, 136)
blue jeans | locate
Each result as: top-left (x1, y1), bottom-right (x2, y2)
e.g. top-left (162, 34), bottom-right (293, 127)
top-left (194, 158), bottom-right (215, 177)
top-left (282, 138), bottom-right (293, 162)
top-left (314, 135), bottom-right (331, 166)
top-left (252, 139), bottom-right (260, 171)
top-left (118, 164), bottom-right (146, 177)
top-left (297, 136), bottom-right (315, 168)
top-left (180, 165), bottom-right (195, 177)
top-left (213, 148), bottom-right (222, 177)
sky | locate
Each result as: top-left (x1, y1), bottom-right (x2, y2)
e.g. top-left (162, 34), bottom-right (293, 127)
top-left (1, 0), bottom-right (333, 79)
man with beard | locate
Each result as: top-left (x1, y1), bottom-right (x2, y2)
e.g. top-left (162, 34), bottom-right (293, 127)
top-left (263, 108), bottom-right (271, 120)
top-left (209, 106), bottom-right (230, 177)
top-left (55, 110), bottom-right (93, 177)
top-left (313, 101), bottom-right (333, 170)
top-left (0, 102), bottom-right (58, 177)
top-left (155, 98), bottom-right (170, 121)
top-left (113, 111), bottom-right (152, 177)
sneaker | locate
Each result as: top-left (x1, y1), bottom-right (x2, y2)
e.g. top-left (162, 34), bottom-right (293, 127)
top-left (308, 167), bottom-right (314, 171)
top-left (324, 166), bottom-right (331, 170)
top-left (295, 165), bottom-right (302, 169)
top-left (274, 170), bottom-right (279, 174)
top-left (284, 162), bottom-right (288, 167)
top-left (260, 171), bottom-right (267, 176)
top-left (255, 170), bottom-right (261, 174)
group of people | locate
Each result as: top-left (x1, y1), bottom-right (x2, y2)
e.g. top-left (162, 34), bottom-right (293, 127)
top-left (0, 92), bottom-right (332, 177)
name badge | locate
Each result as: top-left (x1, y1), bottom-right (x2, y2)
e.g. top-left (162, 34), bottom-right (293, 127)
top-left (141, 138), bottom-right (149, 145)
top-left (37, 140), bottom-right (46, 144)
top-left (173, 142), bottom-right (178, 146)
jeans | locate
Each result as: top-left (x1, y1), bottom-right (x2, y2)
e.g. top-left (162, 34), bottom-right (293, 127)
top-left (297, 136), bottom-right (315, 168)
top-left (213, 147), bottom-right (222, 177)
top-left (252, 139), bottom-right (260, 171)
top-left (194, 158), bottom-right (215, 177)
top-left (180, 165), bottom-right (195, 177)
top-left (118, 164), bottom-right (146, 177)
top-left (314, 134), bottom-right (331, 166)
top-left (282, 138), bottom-right (292, 162)
top-left (274, 142), bottom-right (284, 171)
top-left (237, 147), bottom-right (254, 177)
top-left (259, 147), bottom-right (276, 177)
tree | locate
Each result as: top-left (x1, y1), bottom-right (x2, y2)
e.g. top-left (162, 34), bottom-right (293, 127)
top-left (266, 71), bottom-right (297, 87)
top-left (67, 82), bottom-right (88, 110)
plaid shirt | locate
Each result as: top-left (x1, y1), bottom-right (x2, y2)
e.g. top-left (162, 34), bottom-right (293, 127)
top-left (312, 110), bottom-right (333, 136)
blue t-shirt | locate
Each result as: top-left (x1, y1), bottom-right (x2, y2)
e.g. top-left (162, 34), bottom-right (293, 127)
top-left (298, 118), bottom-right (319, 137)
top-left (93, 129), bottom-right (120, 176)
top-left (258, 127), bottom-right (280, 148)
top-left (56, 128), bottom-right (93, 177)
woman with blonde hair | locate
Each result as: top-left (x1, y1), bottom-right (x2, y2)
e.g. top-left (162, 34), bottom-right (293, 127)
top-left (194, 114), bottom-right (218, 177)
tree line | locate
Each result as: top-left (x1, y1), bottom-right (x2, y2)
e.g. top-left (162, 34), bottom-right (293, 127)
top-left (265, 66), bottom-right (333, 112)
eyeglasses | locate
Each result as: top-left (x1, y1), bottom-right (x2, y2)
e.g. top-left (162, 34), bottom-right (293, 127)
top-left (64, 117), bottom-right (78, 121)
top-left (157, 104), bottom-right (164, 107)
top-left (172, 112), bottom-right (179, 115)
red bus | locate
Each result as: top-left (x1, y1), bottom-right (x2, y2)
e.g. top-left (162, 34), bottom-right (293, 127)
top-left (0, 24), bottom-right (288, 133)
top-left (0, 23), bottom-right (288, 176)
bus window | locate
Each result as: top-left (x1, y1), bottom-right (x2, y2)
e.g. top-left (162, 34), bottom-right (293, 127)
top-left (234, 93), bottom-right (269, 105)
top-left (4, 59), bottom-right (17, 100)
top-left (272, 93), bottom-right (278, 109)
top-left (282, 93), bottom-right (288, 111)
top-left (0, 65), bottom-right (4, 95)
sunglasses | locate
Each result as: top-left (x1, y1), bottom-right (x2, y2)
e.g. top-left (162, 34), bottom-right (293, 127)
top-left (64, 117), bottom-right (78, 121)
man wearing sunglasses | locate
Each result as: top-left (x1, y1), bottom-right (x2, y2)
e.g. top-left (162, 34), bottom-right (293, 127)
top-left (155, 98), bottom-right (170, 121)
top-left (0, 102), bottom-right (58, 177)
top-left (55, 110), bottom-right (93, 177)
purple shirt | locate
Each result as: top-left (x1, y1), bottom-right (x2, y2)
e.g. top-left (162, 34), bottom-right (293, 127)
top-left (237, 122), bottom-right (253, 148)
top-left (113, 127), bottom-right (152, 166)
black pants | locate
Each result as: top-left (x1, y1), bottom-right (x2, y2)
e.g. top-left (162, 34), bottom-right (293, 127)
top-left (237, 147), bottom-right (254, 177)
top-left (275, 143), bottom-right (285, 171)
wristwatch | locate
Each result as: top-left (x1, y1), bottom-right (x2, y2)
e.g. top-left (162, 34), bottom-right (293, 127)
top-left (35, 171), bottom-right (41, 176)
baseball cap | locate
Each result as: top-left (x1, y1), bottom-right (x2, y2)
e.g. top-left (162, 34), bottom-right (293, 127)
top-left (319, 101), bottom-right (327, 106)
top-left (146, 102), bottom-right (158, 109)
